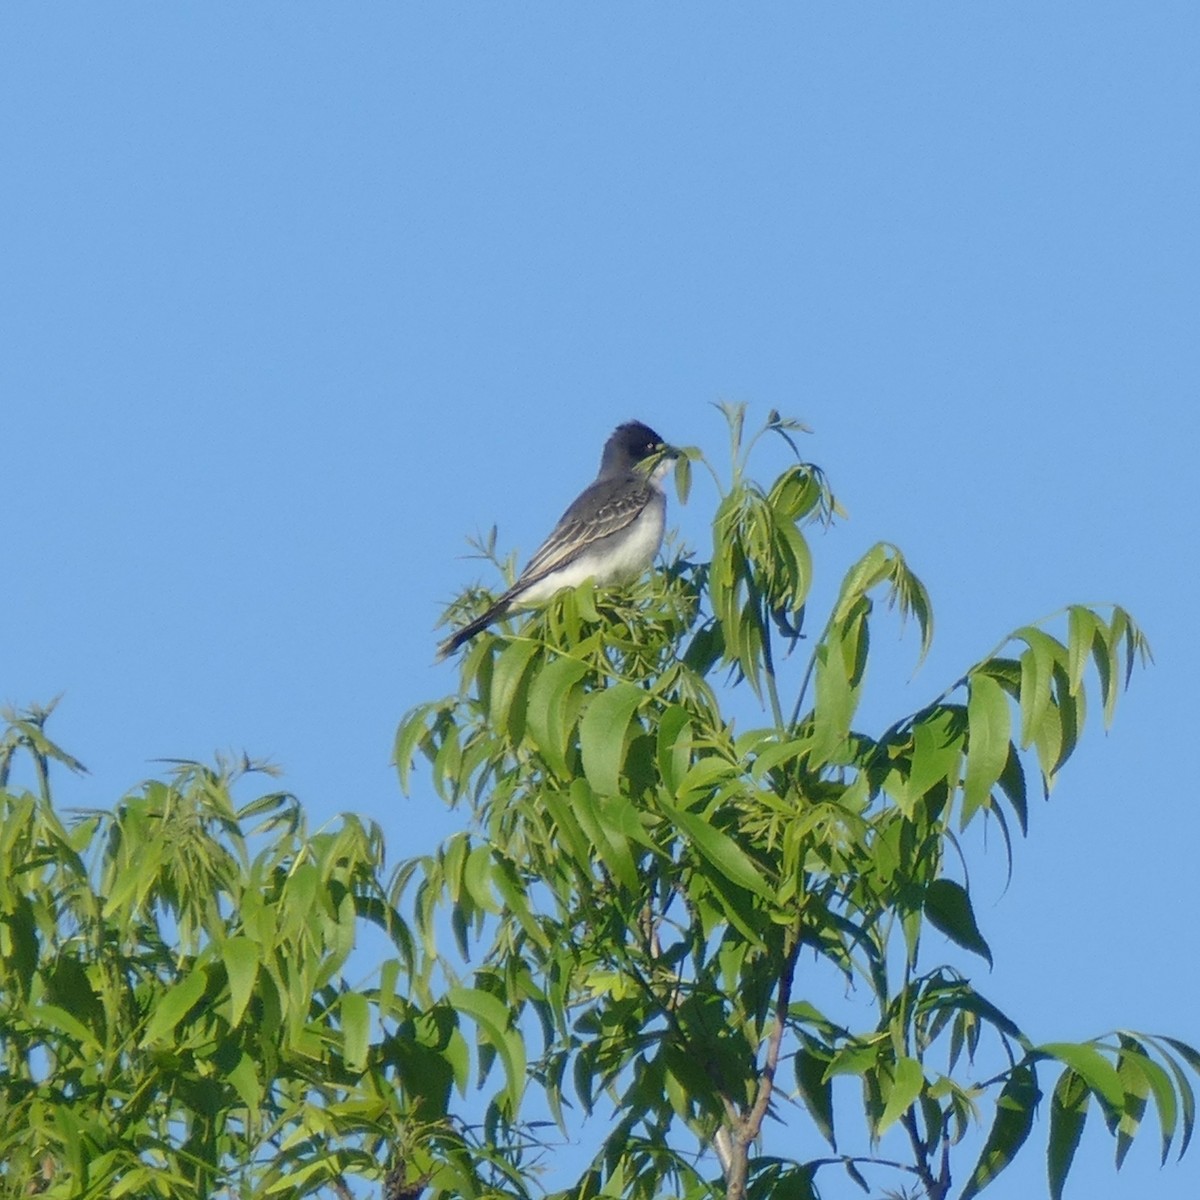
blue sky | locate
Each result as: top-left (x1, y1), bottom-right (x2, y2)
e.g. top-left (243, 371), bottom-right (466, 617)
top-left (3, 6), bottom-right (1198, 1197)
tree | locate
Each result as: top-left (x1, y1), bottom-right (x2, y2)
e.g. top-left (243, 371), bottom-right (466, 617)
top-left (0, 707), bottom-right (491, 1199)
top-left (397, 405), bottom-right (1200, 1199)
top-left (2, 406), bottom-right (1197, 1200)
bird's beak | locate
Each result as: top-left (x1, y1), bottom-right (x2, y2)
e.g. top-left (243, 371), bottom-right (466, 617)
top-left (642, 442), bottom-right (679, 487)
top-left (640, 442), bottom-right (676, 474)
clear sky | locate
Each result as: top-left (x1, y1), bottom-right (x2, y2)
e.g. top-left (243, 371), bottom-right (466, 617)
top-left (3, 6), bottom-right (1198, 1198)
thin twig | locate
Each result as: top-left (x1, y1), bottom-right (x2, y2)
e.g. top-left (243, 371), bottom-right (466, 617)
top-left (758, 601), bottom-right (787, 730)
top-left (744, 931), bottom-right (802, 1139)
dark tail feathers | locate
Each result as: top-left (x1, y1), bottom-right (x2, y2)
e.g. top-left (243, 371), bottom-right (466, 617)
top-left (435, 597), bottom-right (513, 661)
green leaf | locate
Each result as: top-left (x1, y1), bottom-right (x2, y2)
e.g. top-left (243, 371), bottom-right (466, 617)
top-left (1031, 683), bottom-right (1066, 794)
top-left (662, 797), bottom-right (773, 902)
top-left (795, 1044), bottom-right (836, 1149)
top-left (265, 1159), bottom-right (328, 1193)
top-left (221, 937), bottom-right (260, 1028)
top-left (227, 1051), bottom-right (264, 1111)
top-left (677, 753), bottom-right (739, 803)
top-left (924, 878), bottom-right (992, 967)
top-left (1036, 1042), bottom-right (1124, 1110)
top-left (833, 543), bottom-right (890, 624)
top-left (907, 706), bottom-right (964, 811)
top-left (961, 1064), bottom-right (1040, 1199)
top-left (1014, 627), bottom-right (1064, 749)
top-left (579, 681), bottom-right (645, 795)
top-left (1116, 1043), bottom-right (1150, 1169)
top-left (998, 742), bottom-right (1028, 834)
top-left (1120, 1041), bottom-right (1178, 1165)
top-left (539, 787), bottom-right (599, 877)
top-left (655, 704), bottom-right (694, 795)
top-left (810, 607), bottom-right (866, 766)
top-left (566, 778), bottom-right (639, 892)
top-left (111, 1168), bottom-right (157, 1198)
top-left (1066, 607), bottom-right (1098, 698)
top-left (393, 701), bottom-right (438, 793)
top-left (673, 450), bottom-right (693, 505)
top-left (963, 673), bottom-right (1011, 824)
top-left (918, 981), bottom-right (1024, 1044)
top-left (1018, 646), bottom-right (1047, 750)
top-left (878, 1056), bottom-right (924, 1135)
top-left (1048, 1069), bottom-right (1089, 1200)
top-left (447, 985), bottom-right (526, 1112)
top-left (462, 844), bottom-right (501, 915)
top-left (489, 639), bottom-right (541, 742)
top-left (29, 1003), bottom-right (101, 1051)
top-left (341, 990), bottom-right (370, 1073)
top-left (140, 967), bottom-right (208, 1045)
top-left (1149, 1035), bottom-right (1196, 1158)
top-left (490, 858), bottom-right (551, 950)
top-left (526, 654), bottom-right (589, 778)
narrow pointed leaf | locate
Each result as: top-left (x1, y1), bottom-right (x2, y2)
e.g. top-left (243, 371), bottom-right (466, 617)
top-left (221, 936), bottom-right (260, 1028)
top-left (963, 673), bottom-right (1011, 824)
top-left (1037, 1043), bottom-right (1124, 1110)
top-left (925, 878), bottom-right (992, 967)
top-left (526, 654), bottom-right (589, 778)
top-left (1116, 1044), bottom-right (1150, 1169)
top-left (341, 991), bottom-right (370, 1073)
top-left (663, 797), bottom-right (773, 901)
top-left (673, 450), bottom-right (693, 505)
top-left (140, 968), bottom-right (208, 1045)
top-left (489, 639), bottom-right (540, 742)
top-left (655, 704), bottom-right (694, 795)
top-left (795, 1044), bottom-right (837, 1149)
top-left (569, 778), bottom-right (639, 891)
top-left (447, 985), bottom-right (526, 1112)
top-left (30, 1003), bottom-right (101, 1051)
top-left (961, 1064), bottom-right (1040, 1200)
top-left (579, 681), bottom-right (645, 795)
top-left (1111, 1038), bottom-right (1177, 1165)
top-left (879, 1056), bottom-right (924, 1135)
top-left (1066, 607), bottom-right (1098, 697)
top-left (393, 702), bottom-right (438, 793)
top-left (998, 743), bottom-right (1028, 834)
top-left (1048, 1068), bottom-right (1089, 1200)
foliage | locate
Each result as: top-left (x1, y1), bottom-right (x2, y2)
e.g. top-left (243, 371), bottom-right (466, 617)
top-left (3, 405), bottom-right (1197, 1200)
top-left (396, 404), bottom-right (1198, 1200)
top-left (0, 705), bottom-right (504, 1200)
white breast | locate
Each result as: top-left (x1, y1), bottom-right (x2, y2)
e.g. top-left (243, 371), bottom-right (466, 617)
top-left (519, 492), bottom-right (666, 604)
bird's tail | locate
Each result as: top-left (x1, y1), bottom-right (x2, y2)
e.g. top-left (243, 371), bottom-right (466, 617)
top-left (435, 597), bottom-right (513, 661)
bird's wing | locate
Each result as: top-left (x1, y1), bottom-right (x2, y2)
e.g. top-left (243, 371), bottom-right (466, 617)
top-left (514, 475), bottom-right (652, 588)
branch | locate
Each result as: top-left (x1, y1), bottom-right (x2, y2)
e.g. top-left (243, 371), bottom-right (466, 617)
top-left (789, 607), bottom-right (835, 728)
top-left (901, 1109), bottom-right (949, 1200)
top-left (807, 1153), bottom-right (926, 1176)
top-left (744, 931), bottom-right (802, 1140)
top-left (712, 1126), bottom-right (735, 1177)
top-left (723, 927), bottom-right (804, 1200)
top-left (757, 600), bottom-right (787, 730)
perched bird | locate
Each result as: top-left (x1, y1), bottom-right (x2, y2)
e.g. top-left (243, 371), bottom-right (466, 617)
top-left (436, 420), bottom-right (674, 659)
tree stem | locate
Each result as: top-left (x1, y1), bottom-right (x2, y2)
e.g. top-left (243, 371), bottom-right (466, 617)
top-left (721, 928), bottom-right (802, 1200)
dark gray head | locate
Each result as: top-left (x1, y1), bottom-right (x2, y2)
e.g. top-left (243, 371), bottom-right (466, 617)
top-left (599, 421), bottom-right (667, 476)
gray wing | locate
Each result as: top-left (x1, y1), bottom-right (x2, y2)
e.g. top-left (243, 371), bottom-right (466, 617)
top-left (436, 473), bottom-right (653, 659)
top-left (514, 474), bottom-right (652, 589)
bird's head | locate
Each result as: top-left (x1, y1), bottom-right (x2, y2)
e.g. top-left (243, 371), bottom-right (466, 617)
top-left (601, 420), bottom-right (676, 478)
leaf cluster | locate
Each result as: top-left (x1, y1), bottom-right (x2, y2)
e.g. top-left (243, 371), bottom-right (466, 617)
top-left (395, 405), bottom-right (1193, 1200)
top-left (0, 716), bottom-right (508, 1200)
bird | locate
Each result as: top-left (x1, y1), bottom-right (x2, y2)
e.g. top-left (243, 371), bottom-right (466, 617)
top-left (436, 420), bottom-right (674, 660)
